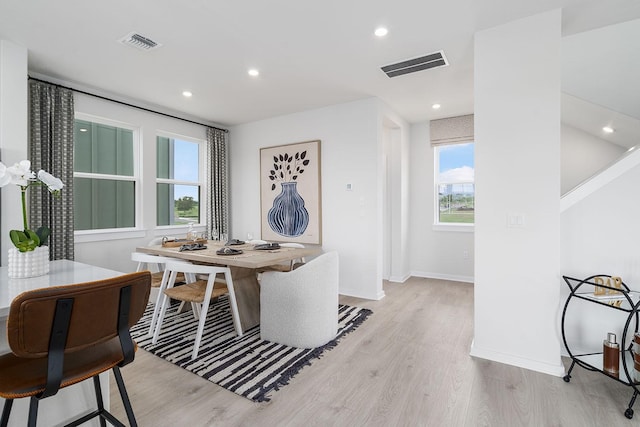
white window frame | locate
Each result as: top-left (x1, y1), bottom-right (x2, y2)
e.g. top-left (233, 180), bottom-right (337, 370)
top-left (433, 144), bottom-right (474, 233)
top-left (155, 131), bottom-right (206, 231)
top-left (73, 113), bottom-right (144, 242)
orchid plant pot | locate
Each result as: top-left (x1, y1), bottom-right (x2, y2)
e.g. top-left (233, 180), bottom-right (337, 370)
top-left (7, 246), bottom-right (50, 279)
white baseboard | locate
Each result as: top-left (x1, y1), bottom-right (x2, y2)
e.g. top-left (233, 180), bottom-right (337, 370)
top-left (387, 273), bottom-right (411, 283)
top-left (469, 339), bottom-right (566, 377)
top-left (339, 287), bottom-right (385, 301)
top-left (411, 270), bottom-right (474, 284)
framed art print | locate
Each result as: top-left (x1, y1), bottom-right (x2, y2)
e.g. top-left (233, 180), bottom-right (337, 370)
top-left (260, 140), bottom-right (321, 244)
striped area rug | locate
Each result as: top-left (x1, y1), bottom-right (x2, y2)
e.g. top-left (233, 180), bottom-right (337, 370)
top-left (130, 296), bottom-right (372, 402)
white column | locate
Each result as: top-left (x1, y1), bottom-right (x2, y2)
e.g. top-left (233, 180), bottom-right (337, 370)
top-left (471, 10), bottom-right (565, 376)
top-left (0, 40), bottom-right (29, 267)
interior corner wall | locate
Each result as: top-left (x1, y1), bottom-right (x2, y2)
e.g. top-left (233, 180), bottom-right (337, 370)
top-left (378, 101), bottom-right (411, 283)
top-left (408, 121), bottom-right (474, 283)
top-left (0, 40), bottom-right (28, 267)
top-left (471, 10), bottom-right (565, 376)
top-left (229, 98), bottom-right (385, 300)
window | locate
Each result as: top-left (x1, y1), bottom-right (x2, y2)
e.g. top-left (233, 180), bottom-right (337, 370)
top-left (73, 118), bottom-right (138, 231)
top-left (435, 142), bottom-right (474, 224)
top-left (156, 136), bottom-right (202, 226)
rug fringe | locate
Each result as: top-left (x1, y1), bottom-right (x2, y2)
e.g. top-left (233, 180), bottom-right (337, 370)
top-left (133, 299), bottom-right (373, 403)
top-left (252, 308), bottom-right (373, 402)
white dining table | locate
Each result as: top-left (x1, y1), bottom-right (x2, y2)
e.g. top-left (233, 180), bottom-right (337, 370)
top-left (0, 259), bottom-right (126, 427)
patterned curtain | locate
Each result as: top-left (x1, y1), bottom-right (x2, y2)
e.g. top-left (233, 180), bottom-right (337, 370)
top-left (205, 128), bottom-right (229, 239)
top-left (28, 81), bottom-right (75, 260)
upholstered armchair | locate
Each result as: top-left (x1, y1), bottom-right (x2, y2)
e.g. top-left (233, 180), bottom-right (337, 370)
top-left (260, 251), bottom-right (339, 348)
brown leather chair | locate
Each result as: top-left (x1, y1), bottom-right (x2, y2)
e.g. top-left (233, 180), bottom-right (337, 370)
top-left (0, 271), bottom-right (151, 427)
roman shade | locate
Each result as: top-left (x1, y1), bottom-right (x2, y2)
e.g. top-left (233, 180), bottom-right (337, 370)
top-left (430, 114), bottom-right (474, 146)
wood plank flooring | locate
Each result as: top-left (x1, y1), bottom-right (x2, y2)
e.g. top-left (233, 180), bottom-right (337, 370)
top-left (110, 277), bottom-right (636, 426)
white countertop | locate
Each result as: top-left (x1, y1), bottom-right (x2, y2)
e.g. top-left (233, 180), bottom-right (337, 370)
top-left (0, 259), bottom-right (124, 426)
top-left (0, 259), bottom-right (124, 317)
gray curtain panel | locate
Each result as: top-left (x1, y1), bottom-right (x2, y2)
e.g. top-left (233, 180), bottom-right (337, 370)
top-left (205, 127), bottom-right (229, 239)
top-left (28, 80), bottom-right (75, 260)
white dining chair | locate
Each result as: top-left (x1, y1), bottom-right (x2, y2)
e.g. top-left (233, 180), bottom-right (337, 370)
top-left (256, 242), bottom-right (307, 280)
top-left (131, 252), bottom-right (192, 336)
top-left (279, 242), bottom-right (307, 270)
top-left (131, 251), bottom-right (173, 287)
top-left (152, 261), bottom-right (243, 359)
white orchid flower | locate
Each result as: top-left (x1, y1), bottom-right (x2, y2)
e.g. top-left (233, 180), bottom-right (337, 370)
top-left (2, 159), bottom-right (65, 252)
top-left (37, 170), bottom-right (64, 193)
top-left (0, 162), bottom-right (12, 187)
top-left (7, 160), bottom-right (36, 187)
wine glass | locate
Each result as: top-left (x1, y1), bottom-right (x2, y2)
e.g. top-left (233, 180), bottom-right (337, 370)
top-left (247, 232), bottom-right (254, 242)
top-left (211, 229), bottom-right (219, 241)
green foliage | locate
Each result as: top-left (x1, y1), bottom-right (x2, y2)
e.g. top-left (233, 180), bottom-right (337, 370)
top-left (439, 212), bottom-right (474, 223)
top-left (9, 226), bottom-right (51, 252)
top-left (176, 196), bottom-right (196, 213)
top-left (439, 193), bottom-right (474, 223)
top-left (36, 226), bottom-right (51, 246)
top-left (9, 229), bottom-right (40, 252)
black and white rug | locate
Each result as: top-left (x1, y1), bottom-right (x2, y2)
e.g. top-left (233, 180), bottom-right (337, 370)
top-left (130, 296), bottom-right (372, 402)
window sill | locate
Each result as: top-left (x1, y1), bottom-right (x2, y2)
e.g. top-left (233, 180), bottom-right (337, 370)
top-left (432, 223), bottom-right (474, 233)
top-left (75, 225), bottom-right (207, 243)
top-left (74, 228), bottom-right (146, 243)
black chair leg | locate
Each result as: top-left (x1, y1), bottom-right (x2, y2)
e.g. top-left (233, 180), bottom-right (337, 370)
top-left (113, 366), bottom-right (137, 427)
top-left (0, 399), bottom-right (13, 427)
top-left (27, 397), bottom-right (38, 427)
top-left (93, 376), bottom-right (107, 427)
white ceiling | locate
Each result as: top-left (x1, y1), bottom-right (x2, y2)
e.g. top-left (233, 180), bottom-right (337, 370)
top-left (0, 0), bottom-right (639, 129)
top-left (561, 18), bottom-right (640, 148)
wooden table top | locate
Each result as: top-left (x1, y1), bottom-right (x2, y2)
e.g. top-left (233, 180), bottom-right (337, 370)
top-left (136, 240), bottom-right (320, 269)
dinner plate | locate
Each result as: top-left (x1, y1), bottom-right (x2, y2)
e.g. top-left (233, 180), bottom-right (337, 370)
top-left (254, 243), bottom-right (281, 250)
top-left (225, 239), bottom-right (245, 246)
top-left (179, 243), bottom-right (207, 252)
top-left (216, 247), bottom-right (243, 256)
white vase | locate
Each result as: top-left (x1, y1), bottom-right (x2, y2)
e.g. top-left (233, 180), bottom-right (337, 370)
top-left (7, 246), bottom-right (50, 279)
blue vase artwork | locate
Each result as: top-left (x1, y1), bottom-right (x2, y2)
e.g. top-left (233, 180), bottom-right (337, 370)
top-left (267, 150), bottom-right (310, 237)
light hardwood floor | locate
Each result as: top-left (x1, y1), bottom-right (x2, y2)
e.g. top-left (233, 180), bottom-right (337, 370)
top-left (110, 277), bottom-right (636, 426)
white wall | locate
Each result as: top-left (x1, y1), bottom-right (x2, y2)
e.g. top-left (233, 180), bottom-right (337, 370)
top-left (230, 98), bottom-right (406, 300)
top-left (561, 161), bottom-right (640, 354)
top-left (378, 103), bottom-right (411, 283)
top-left (0, 40), bottom-right (115, 426)
top-left (0, 54), bottom-right (214, 273)
top-left (0, 40), bottom-right (28, 267)
top-left (408, 121), bottom-right (474, 282)
top-left (72, 93), bottom-right (209, 273)
top-left (561, 123), bottom-right (626, 195)
top-left (472, 10), bottom-right (565, 376)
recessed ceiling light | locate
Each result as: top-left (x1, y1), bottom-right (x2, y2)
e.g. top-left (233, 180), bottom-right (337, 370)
top-left (374, 27), bottom-right (388, 37)
top-left (182, 91), bottom-right (193, 98)
top-left (602, 126), bottom-right (615, 133)
top-left (248, 69), bottom-right (259, 77)
top-left (432, 103), bottom-right (441, 110)
top-left (79, 128), bottom-right (88, 132)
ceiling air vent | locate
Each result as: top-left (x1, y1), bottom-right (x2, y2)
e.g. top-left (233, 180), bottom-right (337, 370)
top-left (381, 50), bottom-right (448, 78)
top-left (118, 32), bottom-right (161, 51)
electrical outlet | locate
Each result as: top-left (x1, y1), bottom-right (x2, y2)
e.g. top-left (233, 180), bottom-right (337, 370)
top-left (507, 213), bottom-right (525, 228)
top-left (463, 250), bottom-right (469, 259)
